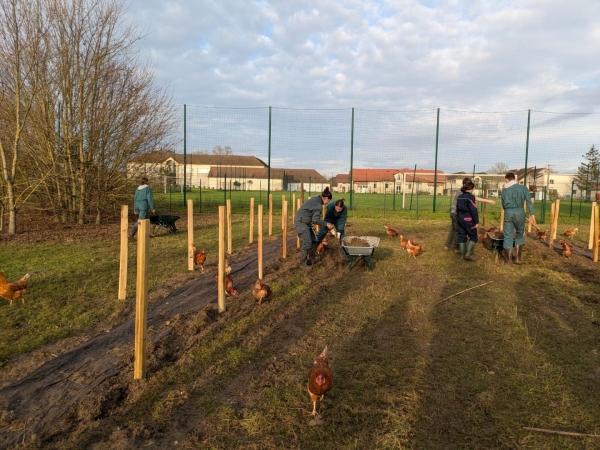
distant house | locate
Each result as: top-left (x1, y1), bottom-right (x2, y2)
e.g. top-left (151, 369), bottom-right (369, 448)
top-left (332, 173), bottom-right (350, 193)
top-left (394, 169), bottom-right (447, 194)
top-left (351, 169), bottom-right (400, 194)
top-left (206, 166), bottom-right (328, 192)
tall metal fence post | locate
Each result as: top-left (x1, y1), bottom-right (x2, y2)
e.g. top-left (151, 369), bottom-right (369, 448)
top-left (433, 108), bottom-right (440, 212)
top-left (183, 104), bottom-right (187, 205)
top-left (267, 106), bottom-right (272, 200)
top-left (349, 107), bottom-right (354, 211)
top-left (524, 109), bottom-right (531, 187)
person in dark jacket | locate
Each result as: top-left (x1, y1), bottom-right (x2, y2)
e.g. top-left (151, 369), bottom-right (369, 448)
top-left (294, 187), bottom-right (334, 270)
top-left (456, 181), bottom-right (479, 261)
top-left (500, 172), bottom-right (536, 264)
top-left (317, 198), bottom-right (347, 242)
top-left (129, 177), bottom-right (156, 240)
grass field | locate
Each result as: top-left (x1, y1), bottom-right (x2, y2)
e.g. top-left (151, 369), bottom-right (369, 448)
top-left (1, 212), bottom-right (600, 448)
top-left (157, 187), bottom-right (596, 225)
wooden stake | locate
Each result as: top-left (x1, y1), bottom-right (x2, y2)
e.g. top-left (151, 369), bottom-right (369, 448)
top-left (268, 194), bottom-right (273, 236)
top-left (249, 198), bottom-right (254, 244)
top-left (258, 204), bottom-right (263, 280)
top-left (297, 198), bottom-right (301, 248)
top-left (226, 199), bottom-right (232, 255)
top-left (593, 203), bottom-right (599, 262)
top-left (434, 281), bottom-right (493, 306)
top-left (134, 219), bottom-right (149, 379)
top-left (499, 209), bottom-right (505, 231)
top-left (218, 206), bottom-right (226, 313)
top-left (523, 427), bottom-right (600, 438)
top-left (118, 205), bottom-right (128, 300)
top-left (527, 198), bottom-right (534, 233)
top-left (283, 200), bottom-right (288, 258)
top-left (552, 199), bottom-right (560, 241)
top-left (282, 194), bottom-right (286, 230)
top-left (549, 202), bottom-right (556, 249)
top-left (589, 202), bottom-right (597, 250)
top-left (187, 199), bottom-right (194, 271)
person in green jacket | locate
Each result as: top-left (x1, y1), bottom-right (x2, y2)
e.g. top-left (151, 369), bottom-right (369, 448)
top-left (317, 198), bottom-right (347, 242)
top-left (129, 177), bottom-right (156, 240)
top-left (500, 172), bottom-right (536, 264)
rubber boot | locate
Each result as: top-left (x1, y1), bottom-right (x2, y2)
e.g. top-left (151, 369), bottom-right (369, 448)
top-left (514, 245), bottom-right (524, 264)
top-left (463, 241), bottom-right (476, 261)
top-left (299, 250), bottom-right (312, 270)
top-left (502, 248), bottom-right (512, 264)
top-left (308, 243), bottom-right (319, 262)
top-left (129, 224), bottom-right (138, 240)
top-left (459, 243), bottom-right (466, 259)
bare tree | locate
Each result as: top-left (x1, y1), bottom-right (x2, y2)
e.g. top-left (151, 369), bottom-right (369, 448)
top-left (487, 162), bottom-right (510, 174)
top-left (0, 0), bottom-right (47, 234)
top-left (212, 145), bottom-right (233, 155)
top-left (19, 0), bottom-right (176, 225)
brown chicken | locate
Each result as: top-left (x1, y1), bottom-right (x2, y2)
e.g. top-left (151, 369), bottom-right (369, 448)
top-left (307, 346), bottom-right (333, 417)
top-left (560, 240), bottom-right (573, 258)
top-left (399, 235), bottom-right (416, 250)
top-left (487, 226), bottom-right (499, 233)
top-left (384, 224), bottom-right (399, 238)
top-left (225, 258), bottom-right (232, 276)
top-left (316, 236), bottom-right (329, 254)
top-left (193, 247), bottom-right (206, 271)
top-left (214, 274), bottom-right (237, 296)
top-left (252, 279), bottom-right (273, 305)
top-left (478, 232), bottom-right (488, 244)
top-left (563, 227), bottom-right (578, 238)
top-left (535, 229), bottom-right (548, 241)
top-left (406, 242), bottom-right (425, 258)
top-left (0, 272), bottom-right (30, 306)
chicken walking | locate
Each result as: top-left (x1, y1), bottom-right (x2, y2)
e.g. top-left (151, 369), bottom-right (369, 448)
top-left (307, 346), bottom-right (333, 417)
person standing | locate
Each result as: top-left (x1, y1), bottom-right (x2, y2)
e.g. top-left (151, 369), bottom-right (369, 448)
top-left (456, 181), bottom-right (479, 261)
top-left (445, 177), bottom-right (495, 252)
top-left (294, 187), bottom-right (334, 270)
top-left (500, 172), bottom-right (536, 264)
top-left (317, 198), bottom-right (347, 242)
top-left (129, 177), bottom-right (156, 240)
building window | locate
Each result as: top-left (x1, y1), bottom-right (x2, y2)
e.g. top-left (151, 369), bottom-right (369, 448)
top-left (373, 183), bottom-right (377, 188)
top-left (385, 183), bottom-right (389, 189)
top-left (550, 179), bottom-right (554, 184)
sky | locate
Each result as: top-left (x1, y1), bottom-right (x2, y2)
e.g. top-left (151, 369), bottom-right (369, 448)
top-left (124, 0), bottom-right (600, 174)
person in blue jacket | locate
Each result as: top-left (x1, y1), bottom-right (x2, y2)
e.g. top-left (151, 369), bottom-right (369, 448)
top-left (500, 172), bottom-right (535, 264)
top-left (456, 181), bottom-right (479, 261)
top-left (294, 187), bottom-right (334, 270)
top-left (317, 198), bottom-right (347, 242)
top-left (129, 177), bottom-right (156, 240)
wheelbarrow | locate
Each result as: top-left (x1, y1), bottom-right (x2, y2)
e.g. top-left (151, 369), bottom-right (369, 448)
top-left (486, 231), bottom-right (515, 261)
top-left (341, 236), bottom-right (380, 271)
top-left (149, 213), bottom-right (180, 236)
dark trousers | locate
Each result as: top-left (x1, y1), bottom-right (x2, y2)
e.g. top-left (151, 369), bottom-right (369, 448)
top-left (294, 221), bottom-right (318, 251)
top-left (457, 217), bottom-right (478, 244)
top-left (444, 213), bottom-right (459, 249)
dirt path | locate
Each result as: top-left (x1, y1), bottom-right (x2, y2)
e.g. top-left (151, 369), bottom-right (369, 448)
top-left (0, 236), bottom-right (295, 448)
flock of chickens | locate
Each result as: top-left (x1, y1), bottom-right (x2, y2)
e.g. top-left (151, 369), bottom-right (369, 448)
top-left (193, 246), bottom-right (272, 302)
top-left (531, 225), bottom-right (579, 258)
top-left (384, 225), bottom-right (424, 257)
top-left (193, 246), bottom-right (329, 416)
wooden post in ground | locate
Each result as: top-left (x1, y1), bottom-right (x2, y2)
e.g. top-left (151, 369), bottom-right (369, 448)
top-left (281, 194), bottom-right (286, 230)
top-left (593, 202), bottom-right (600, 262)
top-left (552, 199), bottom-right (560, 241)
top-left (187, 199), bottom-right (194, 271)
top-left (283, 200), bottom-right (288, 258)
top-left (589, 202), bottom-right (597, 249)
top-left (218, 206), bottom-right (226, 313)
top-left (134, 219), bottom-right (149, 379)
top-left (249, 198), bottom-right (254, 244)
top-left (258, 204), bottom-right (263, 280)
top-left (549, 202), bottom-right (556, 249)
top-left (482, 185), bottom-right (488, 227)
top-left (527, 198), bottom-right (535, 233)
top-left (499, 209), bottom-right (505, 231)
top-left (226, 199), bottom-right (232, 255)
top-left (297, 198), bottom-right (301, 248)
top-left (118, 205), bottom-right (128, 300)
top-left (268, 194), bottom-right (273, 236)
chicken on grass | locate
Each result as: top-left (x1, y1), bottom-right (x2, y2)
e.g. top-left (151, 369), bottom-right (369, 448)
top-left (307, 346), bottom-right (333, 417)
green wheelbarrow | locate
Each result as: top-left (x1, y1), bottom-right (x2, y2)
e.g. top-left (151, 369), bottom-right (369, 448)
top-left (341, 236), bottom-right (380, 271)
